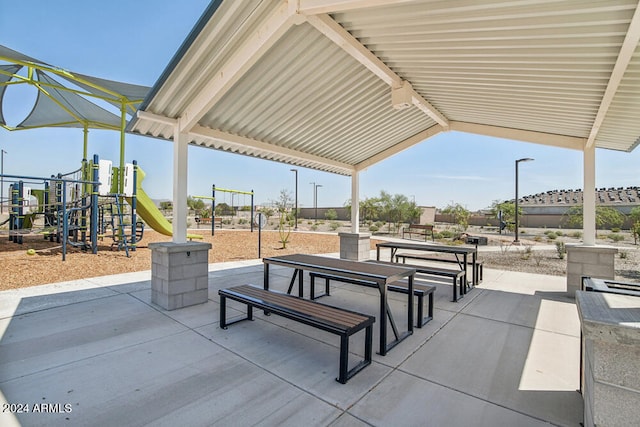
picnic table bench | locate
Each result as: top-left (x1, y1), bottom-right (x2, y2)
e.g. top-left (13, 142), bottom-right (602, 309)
top-left (219, 284), bottom-right (374, 384)
top-left (195, 217), bottom-right (222, 228)
top-left (372, 259), bottom-right (466, 302)
top-left (402, 224), bottom-right (434, 241)
top-left (309, 271), bottom-right (435, 327)
top-left (395, 253), bottom-right (484, 283)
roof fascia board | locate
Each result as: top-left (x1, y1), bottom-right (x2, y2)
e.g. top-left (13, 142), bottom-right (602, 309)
top-left (178, 2), bottom-right (299, 133)
top-left (190, 125), bottom-right (355, 174)
top-left (298, 0), bottom-right (416, 15)
top-left (305, 13), bottom-right (449, 127)
top-left (355, 124), bottom-right (445, 171)
top-left (586, 3), bottom-right (640, 148)
top-left (450, 121), bottom-right (586, 151)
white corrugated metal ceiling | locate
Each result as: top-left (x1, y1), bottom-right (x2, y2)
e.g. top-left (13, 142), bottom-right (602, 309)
top-left (129, 0), bottom-right (640, 176)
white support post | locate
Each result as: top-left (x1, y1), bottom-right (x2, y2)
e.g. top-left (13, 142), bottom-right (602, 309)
top-left (351, 171), bottom-right (359, 233)
top-left (172, 126), bottom-right (189, 243)
top-left (583, 144), bottom-right (596, 246)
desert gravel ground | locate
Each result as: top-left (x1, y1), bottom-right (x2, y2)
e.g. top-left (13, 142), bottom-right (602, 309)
top-left (1, 228), bottom-right (638, 291)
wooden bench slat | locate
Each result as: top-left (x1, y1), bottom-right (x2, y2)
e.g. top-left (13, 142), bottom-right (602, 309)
top-left (402, 224), bottom-right (434, 241)
top-left (219, 284), bottom-right (374, 384)
top-left (368, 260), bottom-right (465, 302)
top-left (396, 252), bottom-right (483, 284)
top-left (308, 272), bottom-right (435, 328)
top-left (223, 285), bottom-right (369, 330)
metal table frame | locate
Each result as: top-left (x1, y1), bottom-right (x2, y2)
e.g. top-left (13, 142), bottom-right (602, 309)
top-left (263, 254), bottom-right (416, 356)
top-left (376, 241), bottom-right (478, 288)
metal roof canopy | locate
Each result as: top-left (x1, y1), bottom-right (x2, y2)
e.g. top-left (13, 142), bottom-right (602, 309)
top-left (130, 0), bottom-right (640, 175)
top-left (129, 0), bottom-right (640, 244)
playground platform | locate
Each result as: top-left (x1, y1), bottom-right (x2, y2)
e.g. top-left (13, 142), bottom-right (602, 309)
top-left (0, 251), bottom-right (582, 426)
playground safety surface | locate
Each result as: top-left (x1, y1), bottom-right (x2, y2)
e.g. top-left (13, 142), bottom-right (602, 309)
top-left (0, 230), bottom-right (363, 291)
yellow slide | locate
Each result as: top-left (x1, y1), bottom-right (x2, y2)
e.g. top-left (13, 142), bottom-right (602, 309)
top-left (127, 167), bottom-right (202, 240)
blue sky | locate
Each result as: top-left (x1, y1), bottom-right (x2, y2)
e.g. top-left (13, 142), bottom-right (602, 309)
top-left (2, 0), bottom-right (639, 211)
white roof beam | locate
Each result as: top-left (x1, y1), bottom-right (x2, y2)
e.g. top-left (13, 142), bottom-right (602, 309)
top-left (178, 2), bottom-right (300, 133)
top-left (450, 121), bottom-right (586, 151)
top-left (190, 125), bottom-right (355, 174)
top-left (586, 3), bottom-right (640, 148)
top-left (356, 124), bottom-right (445, 171)
top-left (136, 110), bottom-right (177, 127)
top-left (299, 0), bottom-right (416, 15)
top-left (306, 13), bottom-right (449, 127)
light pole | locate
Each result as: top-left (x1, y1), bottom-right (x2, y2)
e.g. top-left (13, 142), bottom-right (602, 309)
top-left (310, 182), bottom-right (322, 221)
top-left (290, 169), bottom-right (298, 230)
top-left (1, 149), bottom-right (6, 215)
top-left (514, 157), bottom-right (534, 243)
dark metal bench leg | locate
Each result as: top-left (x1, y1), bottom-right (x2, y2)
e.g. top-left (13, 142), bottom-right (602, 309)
top-left (220, 295), bottom-right (227, 328)
top-left (338, 334), bottom-right (349, 384)
top-left (364, 324), bottom-right (373, 363)
top-left (416, 293), bottom-right (424, 328)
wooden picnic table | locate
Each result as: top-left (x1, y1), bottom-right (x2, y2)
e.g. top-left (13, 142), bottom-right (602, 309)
top-left (262, 253), bottom-right (416, 356)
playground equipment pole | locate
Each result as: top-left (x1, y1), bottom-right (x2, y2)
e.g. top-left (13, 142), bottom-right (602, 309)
top-left (1, 149), bottom-right (6, 214)
top-left (131, 161), bottom-right (138, 251)
top-left (90, 155), bottom-right (99, 254)
top-left (290, 169), bottom-right (298, 230)
top-left (212, 185), bottom-right (216, 236)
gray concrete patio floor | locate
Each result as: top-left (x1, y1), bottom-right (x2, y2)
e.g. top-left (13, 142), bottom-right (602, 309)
top-left (0, 250), bottom-right (582, 426)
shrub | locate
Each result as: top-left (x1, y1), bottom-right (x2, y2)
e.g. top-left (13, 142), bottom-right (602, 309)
top-left (555, 230), bottom-right (563, 236)
top-left (546, 232), bottom-right (558, 240)
top-left (611, 227), bottom-right (621, 233)
top-left (608, 233), bottom-right (624, 243)
top-left (440, 230), bottom-right (454, 238)
top-left (519, 245), bottom-right (532, 260)
top-left (368, 225), bottom-right (379, 233)
top-left (325, 209), bottom-right (338, 221)
top-left (310, 224), bottom-right (318, 231)
top-left (555, 241), bottom-right (566, 259)
top-left (570, 231), bottom-right (582, 239)
top-left (532, 250), bottom-right (545, 266)
top-left (329, 221), bottom-right (340, 231)
top-left (619, 251), bottom-right (628, 259)
top-left (533, 236), bottom-right (543, 242)
top-left (432, 232), bottom-right (443, 239)
top-left (238, 218), bottom-right (248, 225)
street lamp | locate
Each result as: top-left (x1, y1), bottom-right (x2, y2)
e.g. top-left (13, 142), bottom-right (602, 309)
top-left (1, 149), bottom-right (6, 215)
top-left (514, 157), bottom-right (534, 243)
top-left (310, 182), bottom-right (322, 221)
top-left (290, 169), bottom-right (298, 230)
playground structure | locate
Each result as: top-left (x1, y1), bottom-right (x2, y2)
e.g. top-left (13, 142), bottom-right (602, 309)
top-left (194, 185), bottom-right (254, 236)
top-left (0, 45), bottom-right (156, 259)
top-left (1, 155), bottom-right (145, 260)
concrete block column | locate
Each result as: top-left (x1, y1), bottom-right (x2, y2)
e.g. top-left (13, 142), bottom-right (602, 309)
top-left (339, 232), bottom-right (371, 261)
top-left (576, 291), bottom-right (640, 427)
top-left (149, 241), bottom-right (212, 310)
top-left (566, 244), bottom-right (617, 297)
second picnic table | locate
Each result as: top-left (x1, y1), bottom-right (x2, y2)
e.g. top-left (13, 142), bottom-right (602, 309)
top-left (376, 241), bottom-right (479, 289)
